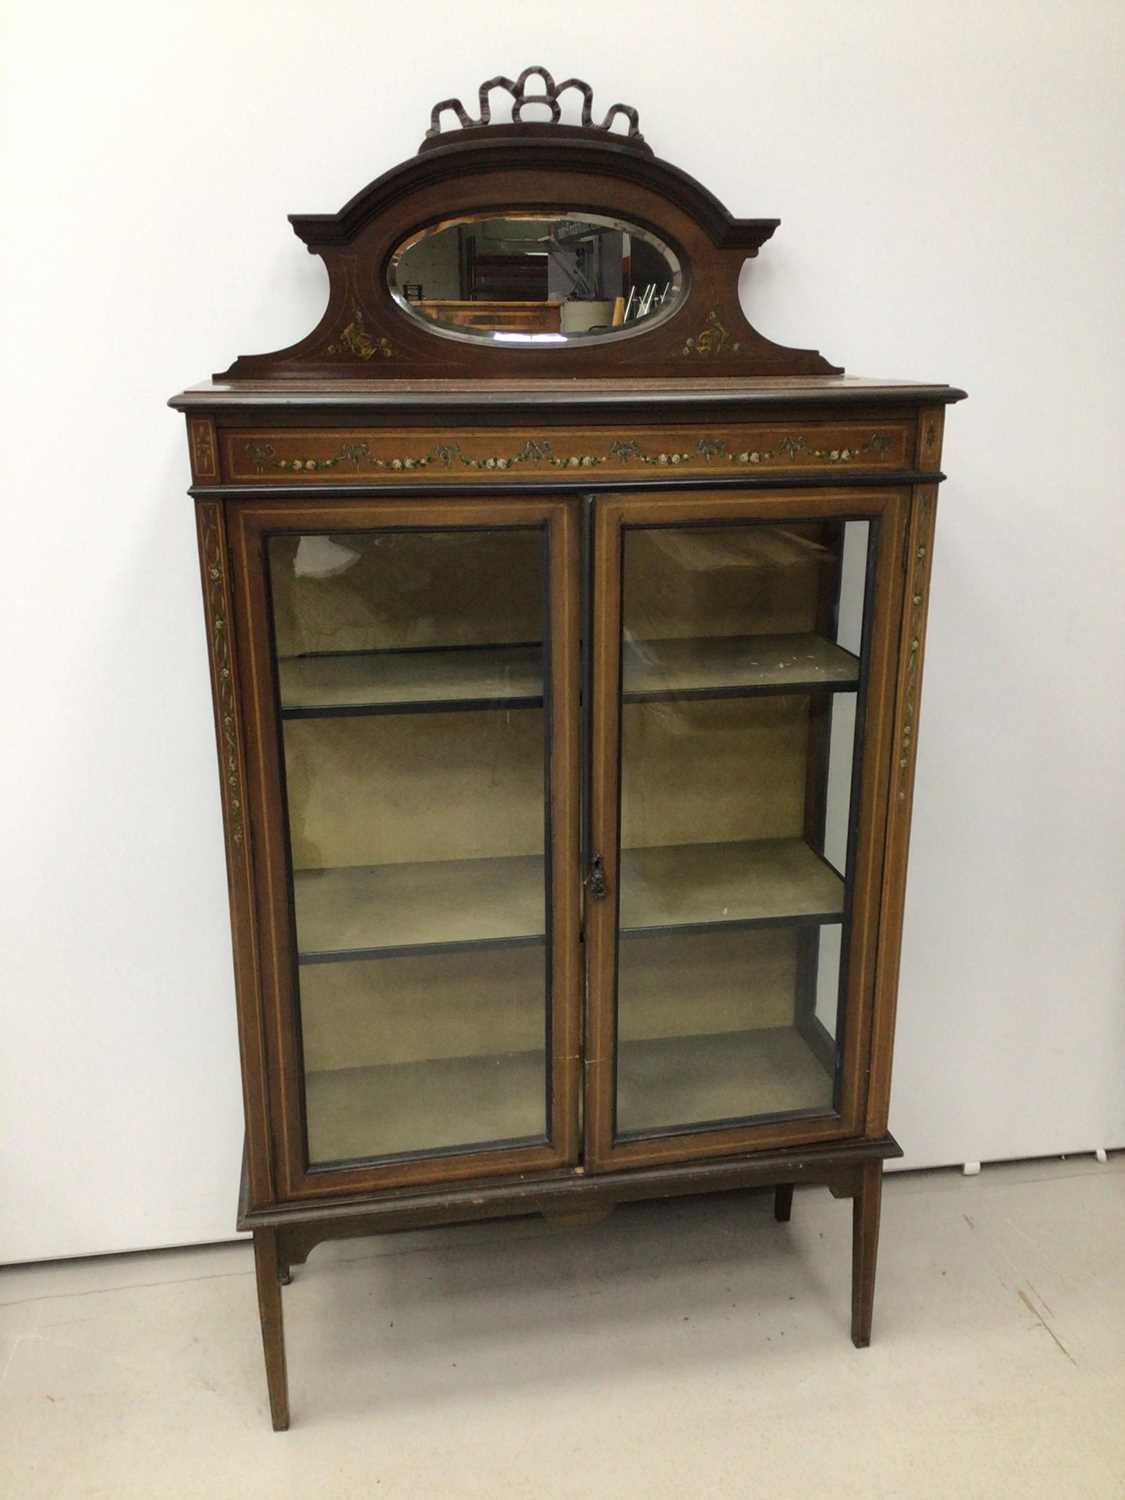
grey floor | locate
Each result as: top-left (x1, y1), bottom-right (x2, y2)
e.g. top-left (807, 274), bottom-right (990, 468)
top-left (1, 1154), bottom-right (1122, 1499)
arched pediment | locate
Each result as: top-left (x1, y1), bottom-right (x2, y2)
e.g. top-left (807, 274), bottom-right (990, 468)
top-left (219, 67), bottom-right (840, 380)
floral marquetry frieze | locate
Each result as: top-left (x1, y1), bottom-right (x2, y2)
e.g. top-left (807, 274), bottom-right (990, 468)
top-left (224, 424), bottom-right (911, 483)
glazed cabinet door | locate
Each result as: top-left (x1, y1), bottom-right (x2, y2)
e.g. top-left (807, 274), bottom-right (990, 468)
top-left (230, 496), bottom-right (581, 1199)
top-left (585, 488), bottom-right (907, 1171)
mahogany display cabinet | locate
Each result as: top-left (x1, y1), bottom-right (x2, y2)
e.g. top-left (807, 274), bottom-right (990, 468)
top-left (170, 67), bottom-right (965, 1428)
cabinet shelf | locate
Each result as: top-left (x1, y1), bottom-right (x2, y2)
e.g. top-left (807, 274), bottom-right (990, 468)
top-left (617, 1025), bottom-right (835, 1137)
top-left (306, 1050), bottom-right (547, 1166)
top-left (278, 643), bottom-right (543, 718)
top-left (294, 837), bottom-right (843, 964)
top-left (622, 633), bottom-right (858, 701)
top-left (277, 632), bottom-right (858, 719)
top-left (620, 838), bottom-right (843, 935)
top-left (294, 854), bottom-right (547, 962)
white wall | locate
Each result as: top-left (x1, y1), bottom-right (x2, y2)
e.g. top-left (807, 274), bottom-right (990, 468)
top-left (2, 1), bottom-right (1122, 1263)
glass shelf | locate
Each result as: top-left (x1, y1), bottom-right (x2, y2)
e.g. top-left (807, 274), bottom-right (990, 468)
top-left (293, 836), bottom-right (842, 964)
top-left (278, 631), bottom-right (859, 719)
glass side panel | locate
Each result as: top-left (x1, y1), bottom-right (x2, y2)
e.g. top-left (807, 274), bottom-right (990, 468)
top-left (267, 529), bottom-right (551, 1168)
top-left (614, 520), bottom-right (871, 1139)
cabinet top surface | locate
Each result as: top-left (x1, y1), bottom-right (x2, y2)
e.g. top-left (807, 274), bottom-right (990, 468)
top-left (170, 375), bottom-right (966, 414)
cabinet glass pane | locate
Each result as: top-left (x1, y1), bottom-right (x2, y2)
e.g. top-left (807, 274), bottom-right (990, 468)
top-left (268, 529), bottom-right (550, 1168)
top-left (614, 520), bottom-right (871, 1139)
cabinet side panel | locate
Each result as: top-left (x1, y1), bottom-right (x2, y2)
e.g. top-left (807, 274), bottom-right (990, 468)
top-left (195, 500), bottom-right (274, 1206)
top-left (865, 484), bottom-right (939, 1133)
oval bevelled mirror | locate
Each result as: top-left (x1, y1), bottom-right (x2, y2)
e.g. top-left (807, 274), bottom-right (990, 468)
top-left (387, 212), bottom-right (684, 346)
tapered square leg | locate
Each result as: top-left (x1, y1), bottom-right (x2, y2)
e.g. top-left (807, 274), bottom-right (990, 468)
top-left (253, 1228), bottom-right (290, 1430)
top-left (773, 1183), bottom-right (794, 1222)
top-left (851, 1161), bottom-right (883, 1348)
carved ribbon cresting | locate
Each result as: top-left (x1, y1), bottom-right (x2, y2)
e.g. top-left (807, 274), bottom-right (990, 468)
top-left (426, 65), bottom-right (644, 142)
top-left (198, 505), bottom-right (244, 849)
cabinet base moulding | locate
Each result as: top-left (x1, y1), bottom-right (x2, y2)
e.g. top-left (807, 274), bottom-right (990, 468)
top-left (240, 1131), bottom-right (902, 1236)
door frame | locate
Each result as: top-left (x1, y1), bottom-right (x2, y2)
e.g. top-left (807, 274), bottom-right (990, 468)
top-left (229, 493), bottom-right (582, 1201)
top-left (583, 487), bottom-right (908, 1172)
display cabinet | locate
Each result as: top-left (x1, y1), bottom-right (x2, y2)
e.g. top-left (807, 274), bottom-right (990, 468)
top-left (171, 67), bottom-right (964, 1428)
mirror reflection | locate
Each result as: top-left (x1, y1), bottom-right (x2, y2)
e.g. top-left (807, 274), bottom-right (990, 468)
top-left (388, 212), bottom-right (683, 344)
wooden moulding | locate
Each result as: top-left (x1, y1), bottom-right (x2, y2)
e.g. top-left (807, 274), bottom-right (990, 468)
top-left (170, 377), bottom-right (967, 416)
top-left (238, 1133), bottom-right (904, 1259)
